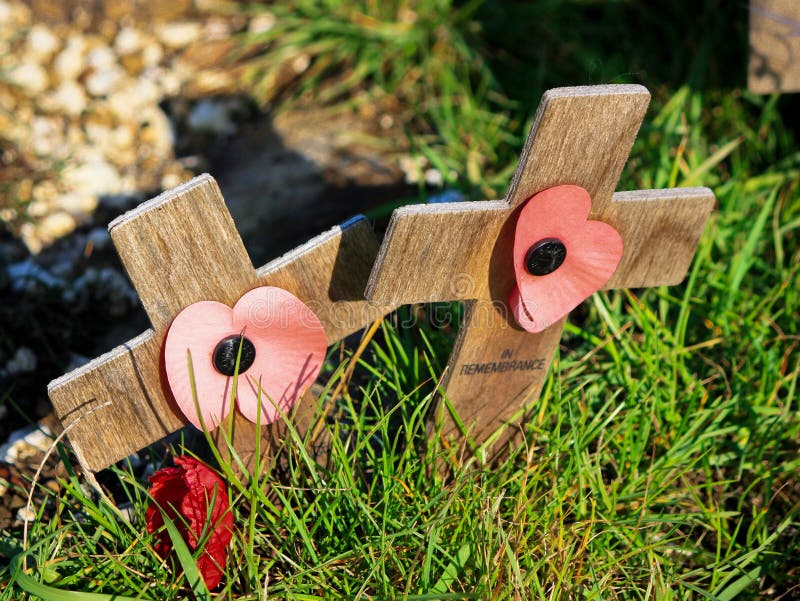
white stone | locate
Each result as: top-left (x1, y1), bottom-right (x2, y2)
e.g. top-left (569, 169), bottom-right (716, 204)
top-left (7, 61), bottom-right (48, 93)
top-left (31, 180), bottom-right (58, 204)
top-left (85, 121), bottom-right (113, 149)
top-left (25, 200), bottom-right (49, 218)
top-left (0, 1), bottom-right (30, 30)
top-left (0, 84), bottom-right (15, 112)
top-left (119, 173), bottom-right (137, 191)
top-left (158, 70), bottom-right (182, 96)
top-left (141, 41), bottom-right (164, 67)
top-left (138, 106), bottom-right (175, 156)
top-left (0, 1), bottom-right (12, 24)
top-left (187, 98), bottom-right (236, 135)
top-left (54, 36), bottom-right (86, 81)
top-left (44, 80), bottom-right (87, 116)
top-left (86, 45), bottom-right (116, 71)
top-left (248, 12), bottom-right (276, 34)
top-left (70, 144), bottom-right (104, 163)
top-left (3, 120), bottom-right (29, 147)
top-left (204, 17), bottom-right (231, 40)
top-left (114, 27), bottom-right (143, 55)
top-left (4, 347), bottom-right (37, 375)
top-left (85, 66), bottom-right (125, 97)
top-left (107, 77), bottom-right (161, 121)
top-left (39, 211), bottom-right (76, 240)
top-left (57, 192), bottom-right (97, 216)
top-left (0, 424), bottom-right (52, 463)
top-left (63, 160), bottom-right (123, 196)
top-left (83, 122), bottom-right (134, 168)
top-left (291, 53), bottom-right (310, 74)
top-left (399, 155), bottom-right (424, 184)
top-left (19, 224), bottom-right (43, 254)
top-left (190, 69), bottom-right (234, 93)
top-left (29, 116), bottom-right (64, 156)
top-left (111, 124), bottom-right (135, 150)
top-left (156, 21), bottom-right (202, 48)
top-left (65, 122), bottom-right (86, 146)
top-left (424, 168), bottom-right (443, 187)
top-left (27, 24), bottom-right (59, 59)
top-left (161, 171), bottom-right (183, 189)
top-left (16, 507), bottom-right (37, 523)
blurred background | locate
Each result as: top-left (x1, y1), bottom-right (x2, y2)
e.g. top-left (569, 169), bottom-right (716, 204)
top-left (0, 0), bottom-right (797, 541)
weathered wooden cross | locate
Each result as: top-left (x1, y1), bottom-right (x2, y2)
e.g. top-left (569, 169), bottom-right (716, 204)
top-left (749, 0), bottom-right (800, 93)
top-left (48, 174), bottom-right (390, 472)
top-left (365, 84), bottom-right (715, 446)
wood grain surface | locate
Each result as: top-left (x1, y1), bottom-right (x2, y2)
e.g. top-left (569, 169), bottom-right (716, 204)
top-left (49, 175), bottom-right (391, 471)
top-left (366, 85), bottom-right (715, 447)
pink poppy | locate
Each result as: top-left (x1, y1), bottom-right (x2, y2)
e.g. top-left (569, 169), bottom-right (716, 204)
top-left (164, 286), bottom-right (327, 430)
top-left (146, 456), bottom-right (233, 590)
top-left (509, 185), bottom-right (623, 333)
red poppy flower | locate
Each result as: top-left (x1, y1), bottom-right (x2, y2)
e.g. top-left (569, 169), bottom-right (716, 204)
top-left (164, 286), bottom-right (327, 430)
top-left (509, 185), bottom-right (623, 332)
top-left (145, 456), bottom-right (234, 590)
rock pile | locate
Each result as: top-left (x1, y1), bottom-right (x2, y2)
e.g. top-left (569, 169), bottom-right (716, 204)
top-left (0, 0), bottom-right (241, 253)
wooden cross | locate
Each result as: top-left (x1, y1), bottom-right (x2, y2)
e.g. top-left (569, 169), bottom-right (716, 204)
top-left (749, 0), bottom-right (800, 93)
top-left (365, 85), bottom-right (715, 447)
top-left (48, 174), bottom-right (390, 472)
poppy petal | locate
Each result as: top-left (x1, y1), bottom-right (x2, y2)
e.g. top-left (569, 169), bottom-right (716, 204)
top-left (164, 301), bottom-right (236, 430)
top-left (175, 457), bottom-right (233, 589)
top-left (231, 287), bottom-right (327, 423)
top-left (164, 287), bottom-right (327, 429)
top-left (146, 457), bottom-right (233, 590)
top-left (511, 185), bottom-right (623, 333)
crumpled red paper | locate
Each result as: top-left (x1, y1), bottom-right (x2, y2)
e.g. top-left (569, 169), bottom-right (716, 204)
top-left (146, 456), bottom-right (234, 589)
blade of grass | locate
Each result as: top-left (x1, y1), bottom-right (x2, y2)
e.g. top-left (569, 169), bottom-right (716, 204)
top-left (161, 513), bottom-right (212, 601)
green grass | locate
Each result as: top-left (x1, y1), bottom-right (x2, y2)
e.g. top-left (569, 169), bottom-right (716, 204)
top-left (2, 0), bottom-right (800, 598)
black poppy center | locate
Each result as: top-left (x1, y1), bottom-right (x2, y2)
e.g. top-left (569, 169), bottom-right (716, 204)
top-left (213, 335), bottom-right (256, 376)
top-left (525, 238), bottom-right (567, 276)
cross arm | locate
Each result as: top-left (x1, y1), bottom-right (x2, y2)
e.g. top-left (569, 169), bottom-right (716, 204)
top-left (47, 330), bottom-right (176, 471)
top-left (601, 187), bottom-right (715, 289)
top-left (50, 213), bottom-right (391, 471)
top-left (367, 85), bottom-right (656, 309)
top-left (365, 201), bottom-right (509, 305)
top-left (259, 215), bottom-right (393, 341)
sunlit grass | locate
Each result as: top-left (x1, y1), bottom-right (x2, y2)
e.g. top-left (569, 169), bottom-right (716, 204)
top-left (1, 0), bottom-right (799, 598)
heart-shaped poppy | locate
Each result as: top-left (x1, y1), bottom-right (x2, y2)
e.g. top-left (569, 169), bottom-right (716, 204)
top-left (509, 185), bottom-right (623, 333)
top-left (164, 286), bottom-right (327, 430)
